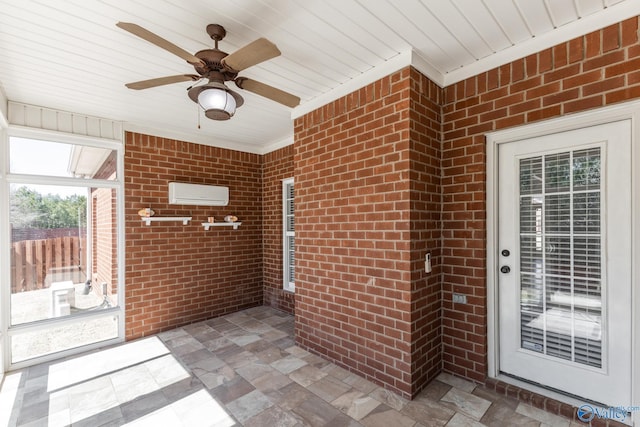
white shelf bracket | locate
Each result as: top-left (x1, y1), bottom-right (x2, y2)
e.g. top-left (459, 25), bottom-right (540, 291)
top-left (202, 222), bottom-right (241, 231)
top-left (141, 217), bottom-right (192, 226)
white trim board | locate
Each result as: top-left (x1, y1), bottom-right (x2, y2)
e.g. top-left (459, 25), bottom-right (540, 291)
top-left (485, 100), bottom-right (640, 421)
top-left (0, 89), bottom-right (8, 129)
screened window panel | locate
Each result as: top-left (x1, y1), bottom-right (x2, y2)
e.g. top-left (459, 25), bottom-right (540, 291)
top-left (283, 179), bottom-right (295, 291)
top-left (287, 236), bottom-right (295, 284)
top-left (286, 182), bottom-right (294, 231)
top-left (519, 148), bottom-right (602, 368)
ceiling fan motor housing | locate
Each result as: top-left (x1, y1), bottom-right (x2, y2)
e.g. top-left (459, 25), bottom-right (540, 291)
top-left (193, 49), bottom-right (238, 80)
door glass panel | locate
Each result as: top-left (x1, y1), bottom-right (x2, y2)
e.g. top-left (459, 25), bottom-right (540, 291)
top-left (519, 148), bottom-right (602, 368)
top-left (10, 184), bottom-right (119, 327)
top-left (5, 134), bottom-right (122, 367)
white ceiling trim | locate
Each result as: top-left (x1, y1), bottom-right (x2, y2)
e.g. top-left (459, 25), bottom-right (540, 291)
top-left (261, 135), bottom-right (294, 156)
top-left (442, 0), bottom-right (640, 86)
top-left (123, 122), bottom-right (263, 155)
top-left (126, 121), bottom-right (293, 156)
top-left (411, 51), bottom-right (446, 87)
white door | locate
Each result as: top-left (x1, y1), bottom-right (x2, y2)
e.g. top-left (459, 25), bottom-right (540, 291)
top-left (0, 330), bottom-right (4, 382)
top-left (498, 120), bottom-right (632, 406)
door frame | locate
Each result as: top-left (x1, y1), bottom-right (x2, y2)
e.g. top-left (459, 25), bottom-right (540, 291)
top-left (0, 115), bottom-right (6, 382)
top-left (486, 100), bottom-right (640, 413)
top-left (0, 127), bottom-right (126, 371)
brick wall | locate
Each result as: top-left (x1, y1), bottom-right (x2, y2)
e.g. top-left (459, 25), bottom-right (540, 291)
top-left (124, 132), bottom-right (263, 339)
top-left (295, 68), bottom-right (438, 397)
top-left (440, 17), bottom-right (640, 383)
top-left (262, 145), bottom-right (295, 314)
top-left (408, 68), bottom-right (443, 393)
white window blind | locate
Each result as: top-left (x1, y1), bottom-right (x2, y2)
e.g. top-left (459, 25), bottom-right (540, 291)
top-left (283, 178), bottom-right (294, 292)
top-left (519, 148), bottom-right (602, 368)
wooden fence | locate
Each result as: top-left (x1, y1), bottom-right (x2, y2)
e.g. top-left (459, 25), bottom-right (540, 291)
top-left (11, 236), bottom-right (87, 293)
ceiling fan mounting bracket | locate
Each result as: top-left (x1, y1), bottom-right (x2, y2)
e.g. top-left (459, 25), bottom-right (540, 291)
top-left (206, 24), bottom-right (226, 41)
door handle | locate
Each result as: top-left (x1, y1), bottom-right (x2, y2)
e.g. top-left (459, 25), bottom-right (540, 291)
top-left (500, 265), bottom-right (511, 274)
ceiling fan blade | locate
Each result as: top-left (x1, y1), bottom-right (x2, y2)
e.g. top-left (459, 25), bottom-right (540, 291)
top-left (222, 38), bottom-right (281, 72)
top-left (116, 22), bottom-right (204, 66)
top-left (125, 74), bottom-right (200, 90)
top-left (235, 77), bottom-right (300, 108)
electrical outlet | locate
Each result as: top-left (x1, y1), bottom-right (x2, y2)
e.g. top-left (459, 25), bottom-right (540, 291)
top-left (452, 293), bottom-right (467, 304)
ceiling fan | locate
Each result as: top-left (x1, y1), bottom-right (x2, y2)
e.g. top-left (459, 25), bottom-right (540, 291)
top-left (116, 22), bottom-right (300, 120)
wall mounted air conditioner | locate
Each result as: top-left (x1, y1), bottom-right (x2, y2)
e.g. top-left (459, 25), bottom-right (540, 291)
top-left (168, 182), bottom-right (229, 206)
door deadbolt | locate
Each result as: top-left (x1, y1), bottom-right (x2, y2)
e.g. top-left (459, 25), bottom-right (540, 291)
top-left (501, 249), bottom-right (510, 257)
top-left (500, 265), bottom-right (511, 274)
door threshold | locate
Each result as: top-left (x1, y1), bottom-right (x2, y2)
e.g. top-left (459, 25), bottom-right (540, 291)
top-left (494, 374), bottom-right (634, 426)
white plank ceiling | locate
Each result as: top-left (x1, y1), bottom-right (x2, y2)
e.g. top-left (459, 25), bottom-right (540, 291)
top-left (0, 0), bottom-right (638, 153)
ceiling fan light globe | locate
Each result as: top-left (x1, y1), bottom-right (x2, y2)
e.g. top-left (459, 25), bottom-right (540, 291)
top-left (198, 87), bottom-right (236, 120)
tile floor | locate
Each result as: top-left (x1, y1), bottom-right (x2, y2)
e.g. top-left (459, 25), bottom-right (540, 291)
top-left (0, 306), bottom-right (582, 426)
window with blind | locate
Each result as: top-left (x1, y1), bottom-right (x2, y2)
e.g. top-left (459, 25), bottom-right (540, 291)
top-left (519, 148), bottom-right (602, 368)
top-left (283, 178), bottom-right (295, 292)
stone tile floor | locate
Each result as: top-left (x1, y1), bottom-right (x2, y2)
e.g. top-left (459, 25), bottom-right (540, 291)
top-left (0, 306), bottom-right (582, 426)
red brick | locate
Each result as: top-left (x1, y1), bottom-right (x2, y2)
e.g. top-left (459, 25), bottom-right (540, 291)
top-left (605, 57), bottom-right (640, 78)
top-left (605, 85), bottom-right (640, 104)
top-left (568, 36), bottom-right (584, 63)
top-left (512, 59), bottom-right (525, 82)
top-left (543, 63), bottom-right (581, 84)
top-left (526, 81), bottom-right (561, 99)
top-left (621, 17), bottom-right (639, 47)
top-left (583, 76), bottom-right (626, 96)
top-left (543, 88), bottom-right (579, 106)
top-left (583, 50), bottom-right (625, 72)
top-left (487, 68), bottom-right (499, 90)
top-left (602, 23), bottom-right (620, 52)
top-left (539, 48), bottom-right (553, 73)
top-left (510, 76), bottom-right (543, 94)
top-left (509, 99), bottom-right (541, 115)
top-left (495, 93), bottom-right (524, 108)
top-left (585, 31), bottom-right (601, 58)
top-left (499, 64), bottom-right (510, 86)
top-left (563, 69), bottom-right (602, 89)
top-left (527, 105), bottom-right (561, 122)
top-left (525, 55), bottom-right (538, 77)
top-left (563, 95), bottom-right (603, 114)
top-left (553, 43), bottom-right (568, 68)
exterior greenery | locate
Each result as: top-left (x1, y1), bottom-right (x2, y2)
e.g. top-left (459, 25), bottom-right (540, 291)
top-left (10, 186), bottom-right (87, 229)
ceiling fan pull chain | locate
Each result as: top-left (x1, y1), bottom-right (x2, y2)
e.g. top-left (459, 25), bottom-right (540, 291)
top-left (197, 103), bottom-right (201, 129)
